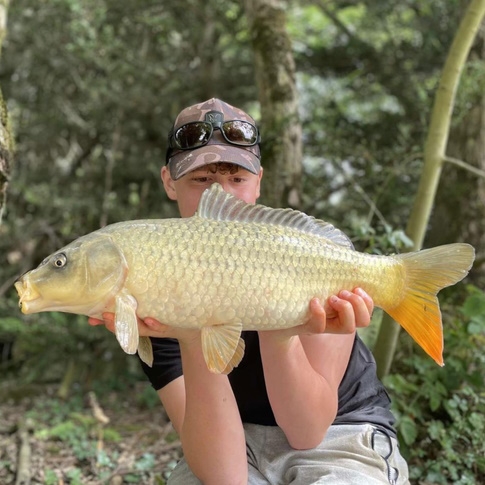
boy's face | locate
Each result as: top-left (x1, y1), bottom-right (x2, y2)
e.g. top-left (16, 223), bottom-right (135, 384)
top-left (161, 162), bottom-right (263, 217)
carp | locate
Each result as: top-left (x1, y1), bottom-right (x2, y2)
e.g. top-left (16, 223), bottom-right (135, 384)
top-left (15, 183), bottom-right (475, 373)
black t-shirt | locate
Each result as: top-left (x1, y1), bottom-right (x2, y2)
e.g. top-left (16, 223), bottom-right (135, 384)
top-left (140, 332), bottom-right (396, 437)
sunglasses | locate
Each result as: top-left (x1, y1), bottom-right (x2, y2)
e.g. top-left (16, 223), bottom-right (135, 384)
top-left (169, 120), bottom-right (260, 152)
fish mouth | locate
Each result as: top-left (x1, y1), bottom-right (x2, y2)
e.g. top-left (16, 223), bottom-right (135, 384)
top-left (15, 277), bottom-right (107, 316)
top-left (14, 279), bottom-right (41, 314)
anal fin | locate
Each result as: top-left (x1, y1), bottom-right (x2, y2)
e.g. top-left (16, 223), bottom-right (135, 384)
top-left (222, 337), bottom-right (245, 375)
top-left (138, 336), bottom-right (154, 367)
top-left (201, 323), bottom-right (245, 374)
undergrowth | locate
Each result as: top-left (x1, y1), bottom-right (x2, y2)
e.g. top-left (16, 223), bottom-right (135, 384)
top-left (385, 285), bottom-right (485, 484)
top-left (19, 389), bottom-right (175, 484)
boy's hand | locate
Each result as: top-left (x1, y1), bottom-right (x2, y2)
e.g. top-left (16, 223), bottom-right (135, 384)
top-left (260, 288), bottom-right (373, 341)
top-left (310, 287), bottom-right (374, 334)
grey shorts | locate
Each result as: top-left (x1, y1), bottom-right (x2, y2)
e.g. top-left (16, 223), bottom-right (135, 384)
top-left (168, 423), bottom-right (410, 484)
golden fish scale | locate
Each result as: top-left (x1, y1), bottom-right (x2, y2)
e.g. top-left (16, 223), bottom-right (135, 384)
top-left (102, 218), bottom-right (405, 330)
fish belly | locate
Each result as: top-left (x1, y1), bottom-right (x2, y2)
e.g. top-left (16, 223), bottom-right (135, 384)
top-left (113, 219), bottom-right (401, 331)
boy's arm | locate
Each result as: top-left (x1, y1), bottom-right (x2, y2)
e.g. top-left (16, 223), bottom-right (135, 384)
top-left (258, 288), bottom-right (373, 449)
top-left (159, 337), bottom-right (247, 485)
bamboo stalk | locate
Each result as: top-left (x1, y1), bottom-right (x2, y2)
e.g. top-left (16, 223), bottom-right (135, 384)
top-left (374, 0), bottom-right (485, 378)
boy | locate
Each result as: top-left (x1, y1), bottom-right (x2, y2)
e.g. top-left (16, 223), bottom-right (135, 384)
top-left (91, 98), bottom-right (409, 484)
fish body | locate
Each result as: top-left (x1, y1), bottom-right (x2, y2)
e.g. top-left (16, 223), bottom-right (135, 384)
top-left (15, 184), bottom-right (475, 373)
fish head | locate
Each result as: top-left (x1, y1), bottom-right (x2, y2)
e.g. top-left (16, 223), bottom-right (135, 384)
top-left (15, 234), bottom-right (128, 316)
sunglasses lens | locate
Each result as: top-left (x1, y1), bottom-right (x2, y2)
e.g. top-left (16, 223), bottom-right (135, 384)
top-left (171, 120), bottom-right (258, 151)
top-left (222, 121), bottom-right (258, 145)
top-left (173, 122), bottom-right (212, 149)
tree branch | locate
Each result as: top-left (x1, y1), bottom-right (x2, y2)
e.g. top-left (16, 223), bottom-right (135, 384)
top-left (443, 155), bottom-right (485, 178)
top-left (15, 419), bottom-right (32, 485)
top-left (315, 0), bottom-right (356, 40)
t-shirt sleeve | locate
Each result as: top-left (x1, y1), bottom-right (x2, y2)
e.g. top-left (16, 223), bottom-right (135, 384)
top-left (138, 337), bottom-right (183, 391)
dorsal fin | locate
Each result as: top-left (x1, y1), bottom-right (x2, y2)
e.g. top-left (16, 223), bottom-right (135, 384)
top-left (196, 183), bottom-right (353, 249)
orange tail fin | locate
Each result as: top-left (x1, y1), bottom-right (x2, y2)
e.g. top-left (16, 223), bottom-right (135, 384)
top-left (386, 243), bottom-right (475, 366)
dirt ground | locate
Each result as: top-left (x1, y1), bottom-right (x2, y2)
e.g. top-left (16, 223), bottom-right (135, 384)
top-left (0, 382), bottom-right (183, 484)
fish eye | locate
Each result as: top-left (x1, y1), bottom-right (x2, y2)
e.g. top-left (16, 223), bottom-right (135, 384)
top-left (53, 253), bottom-right (67, 268)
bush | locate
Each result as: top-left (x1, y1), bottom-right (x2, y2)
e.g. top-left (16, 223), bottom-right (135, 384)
top-left (385, 285), bottom-right (485, 484)
top-left (0, 291), bottom-right (144, 394)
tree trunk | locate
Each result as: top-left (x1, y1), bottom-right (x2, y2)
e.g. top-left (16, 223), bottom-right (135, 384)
top-left (0, 0), bottom-right (14, 225)
top-left (243, 0), bottom-right (302, 208)
top-left (427, 21), bottom-right (485, 274)
top-left (374, 0), bottom-right (485, 378)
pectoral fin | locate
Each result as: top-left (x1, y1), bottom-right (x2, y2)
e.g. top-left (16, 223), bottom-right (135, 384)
top-left (138, 336), bottom-right (154, 367)
top-left (201, 323), bottom-right (245, 374)
top-left (114, 292), bottom-right (139, 355)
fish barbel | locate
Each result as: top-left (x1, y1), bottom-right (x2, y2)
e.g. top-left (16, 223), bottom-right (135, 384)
top-left (15, 183), bottom-right (475, 373)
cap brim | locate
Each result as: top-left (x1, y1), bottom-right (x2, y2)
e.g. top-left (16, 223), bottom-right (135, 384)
top-left (168, 144), bottom-right (261, 181)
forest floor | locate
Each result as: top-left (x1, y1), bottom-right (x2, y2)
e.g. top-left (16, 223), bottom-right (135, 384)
top-left (0, 381), bottom-right (183, 485)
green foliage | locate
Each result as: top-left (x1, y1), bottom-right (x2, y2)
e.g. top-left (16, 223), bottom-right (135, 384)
top-left (349, 222), bottom-right (414, 254)
top-left (136, 383), bottom-right (164, 409)
top-left (452, 59), bottom-right (485, 126)
top-left (28, 395), bottom-right (160, 483)
top-left (43, 469), bottom-right (59, 485)
top-left (65, 468), bottom-right (84, 485)
top-left (0, 315), bottom-right (25, 338)
top-left (0, 292), bottom-right (142, 387)
top-left (293, 0), bottom-right (468, 239)
top-left (384, 286), bottom-right (485, 484)
top-left (32, 401), bottom-right (108, 462)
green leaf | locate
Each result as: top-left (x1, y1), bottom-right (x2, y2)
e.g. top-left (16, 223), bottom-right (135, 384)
top-left (428, 420), bottom-right (444, 441)
top-left (399, 416), bottom-right (418, 445)
top-left (43, 469), bottom-right (59, 485)
top-left (135, 453), bottom-right (156, 471)
top-left (462, 293), bottom-right (485, 319)
top-left (429, 392), bottom-right (442, 412)
top-left (467, 321), bottom-right (485, 335)
top-left (65, 467), bottom-right (83, 485)
top-left (125, 474), bottom-right (141, 483)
